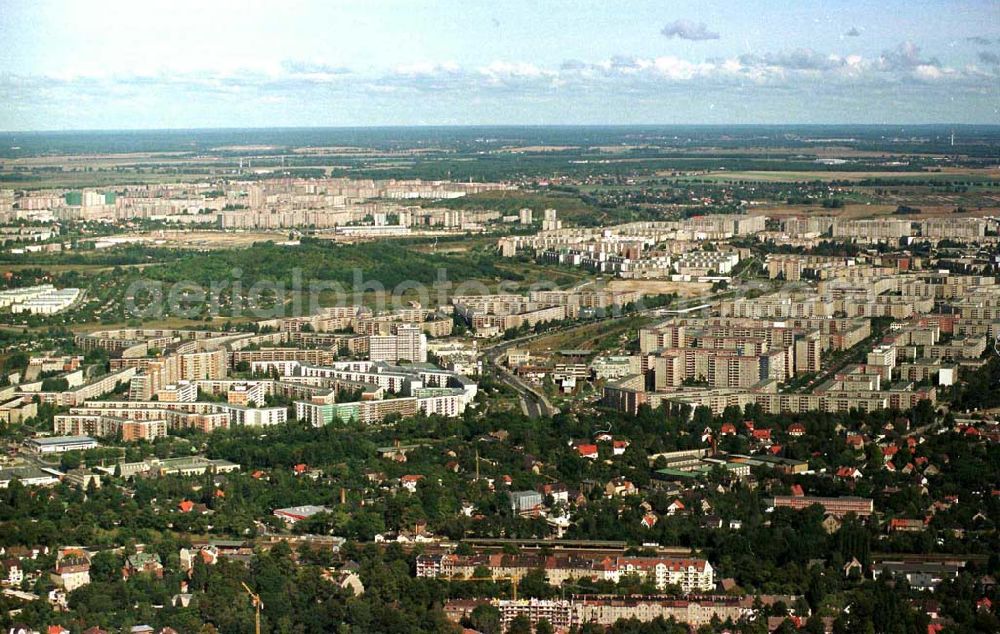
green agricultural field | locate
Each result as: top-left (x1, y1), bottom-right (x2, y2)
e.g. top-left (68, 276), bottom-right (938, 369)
top-left (668, 168), bottom-right (1000, 183)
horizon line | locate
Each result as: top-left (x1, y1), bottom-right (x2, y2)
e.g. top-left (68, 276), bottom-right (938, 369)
top-left (2, 122), bottom-right (1000, 135)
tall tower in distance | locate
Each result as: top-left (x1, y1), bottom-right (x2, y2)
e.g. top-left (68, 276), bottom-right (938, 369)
top-left (542, 208), bottom-right (561, 231)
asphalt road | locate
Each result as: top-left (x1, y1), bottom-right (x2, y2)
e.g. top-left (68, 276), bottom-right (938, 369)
top-left (480, 291), bottom-right (732, 418)
top-left (483, 338), bottom-right (559, 418)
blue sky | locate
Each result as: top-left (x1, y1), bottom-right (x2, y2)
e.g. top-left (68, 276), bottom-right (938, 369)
top-left (1, 0), bottom-right (998, 129)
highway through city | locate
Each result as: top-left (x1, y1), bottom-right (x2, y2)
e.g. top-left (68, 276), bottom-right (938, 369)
top-left (481, 291), bottom-right (735, 418)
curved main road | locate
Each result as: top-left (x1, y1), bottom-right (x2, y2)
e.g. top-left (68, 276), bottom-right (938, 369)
top-left (480, 292), bottom-right (732, 418)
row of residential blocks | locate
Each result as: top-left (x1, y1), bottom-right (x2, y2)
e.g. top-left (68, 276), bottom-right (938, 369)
top-left (2, 367), bottom-right (137, 407)
top-left (452, 289), bottom-right (643, 335)
top-left (416, 553), bottom-right (714, 594)
top-left (8, 178), bottom-right (511, 224)
top-left (498, 217), bottom-right (768, 258)
top-left (604, 379), bottom-right (936, 417)
top-left (103, 333), bottom-right (430, 402)
top-left (720, 293), bottom-right (936, 320)
top-left (637, 317), bottom-right (873, 388)
top-left (777, 216), bottom-right (993, 241)
top-left (53, 360), bottom-right (478, 437)
top-left (53, 399), bottom-right (288, 437)
top-left (444, 594), bottom-right (798, 631)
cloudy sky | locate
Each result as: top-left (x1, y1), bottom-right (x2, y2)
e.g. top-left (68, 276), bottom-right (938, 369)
top-left (1, 0), bottom-right (998, 130)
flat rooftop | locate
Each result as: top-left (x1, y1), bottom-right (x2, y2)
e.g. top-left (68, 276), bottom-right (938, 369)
top-left (26, 435), bottom-right (96, 445)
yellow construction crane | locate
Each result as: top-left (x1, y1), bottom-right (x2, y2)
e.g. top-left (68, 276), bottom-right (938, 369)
top-left (241, 582), bottom-right (263, 634)
top-left (449, 573), bottom-right (521, 600)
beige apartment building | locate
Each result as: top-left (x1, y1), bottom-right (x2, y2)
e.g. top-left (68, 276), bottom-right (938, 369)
top-left (832, 218), bottom-right (912, 241)
top-left (919, 218), bottom-right (987, 240)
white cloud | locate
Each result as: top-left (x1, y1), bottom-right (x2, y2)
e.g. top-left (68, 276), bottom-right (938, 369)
top-left (660, 19), bottom-right (720, 41)
top-left (2, 42), bottom-right (995, 129)
top-left (393, 61), bottom-right (461, 76)
top-left (477, 61), bottom-right (548, 79)
top-left (913, 65), bottom-right (946, 80)
top-left (877, 41), bottom-right (940, 71)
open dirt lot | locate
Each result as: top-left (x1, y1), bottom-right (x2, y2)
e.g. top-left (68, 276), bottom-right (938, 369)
top-left (125, 230), bottom-right (288, 249)
top-left (608, 279), bottom-right (713, 298)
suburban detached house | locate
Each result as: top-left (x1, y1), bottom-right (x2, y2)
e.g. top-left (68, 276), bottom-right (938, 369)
top-left (401, 474), bottom-right (425, 492)
top-left (836, 467), bottom-right (863, 481)
top-left (50, 549), bottom-right (90, 592)
top-left (123, 552), bottom-right (164, 580)
top-left (666, 499), bottom-right (686, 516)
top-left (2, 559), bottom-right (23, 585)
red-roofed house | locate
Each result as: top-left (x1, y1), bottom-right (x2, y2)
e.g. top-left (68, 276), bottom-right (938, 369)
top-left (791, 484), bottom-right (805, 497)
top-left (577, 444), bottom-right (599, 460)
top-left (293, 463), bottom-right (308, 474)
top-left (537, 483), bottom-right (569, 504)
top-left (889, 518), bottom-right (927, 533)
top-left (641, 513), bottom-right (659, 529)
top-left (788, 423), bottom-right (806, 437)
top-left (401, 475), bottom-right (424, 492)
top-left (836, 467), bottom-right (863, 480)
top-left (612, 440), bottom-right (630, 456)
top-left (720, 423), bottom-right (737, 436)
top-left (178, 500), bottom-right (194, 513)
top-left (666, 499), bottom-right (686, 515)
top-left (605, 477), bottom-right (637, 497)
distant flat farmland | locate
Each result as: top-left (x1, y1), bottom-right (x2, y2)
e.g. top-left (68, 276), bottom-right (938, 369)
top-left (750, 202), bottom-right (999, 219)
top-left (674, 168), bottom-right (1000, 182)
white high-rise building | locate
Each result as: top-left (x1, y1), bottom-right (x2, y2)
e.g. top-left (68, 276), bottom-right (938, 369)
top-left (82, 191), bottom-right (105, 207)
top-left (247, 185), bottom-right (265, 209)
top-left (542, 208), bottom-right (561, 231)
top-left (369, 324), bottom-right (427, 363)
